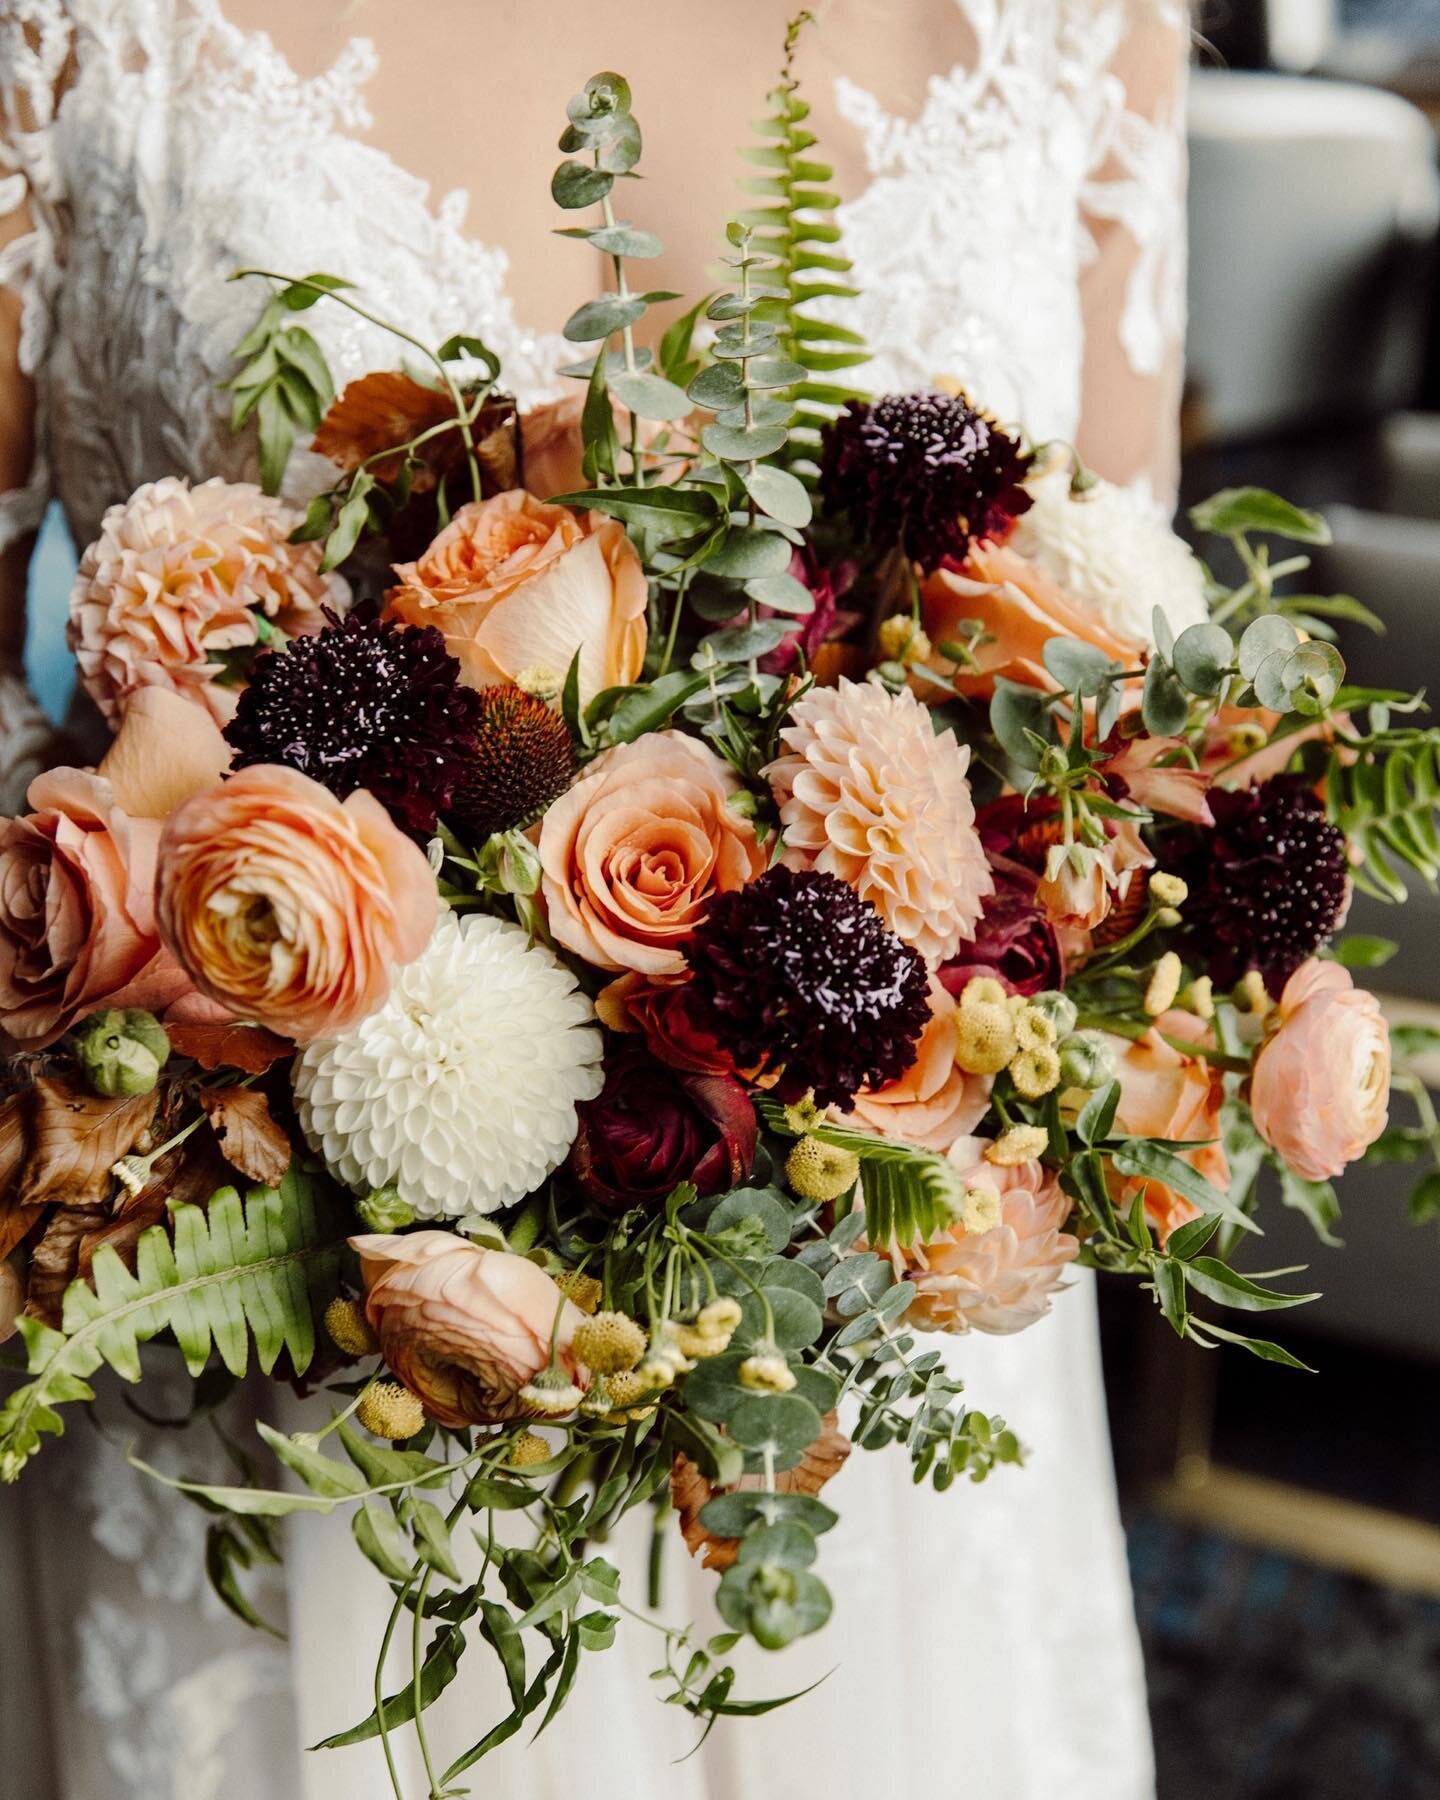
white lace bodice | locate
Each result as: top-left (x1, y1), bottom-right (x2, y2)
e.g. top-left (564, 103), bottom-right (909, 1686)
top-left (0, 4), bottom-right (1183, 1796)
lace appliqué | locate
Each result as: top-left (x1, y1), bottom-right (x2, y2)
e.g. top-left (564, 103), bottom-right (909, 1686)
top-left (831, 0), bottom-right (1186, 451)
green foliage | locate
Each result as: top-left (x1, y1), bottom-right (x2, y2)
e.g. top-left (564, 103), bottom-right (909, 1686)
top-left (0, 1169), bottom-right (347, 1480)
top-left (226, 274), bottom-right (342, 493)
top-left (740, 13), bottom-right (870, 483)
top-left (1327, 733), bottom-right (1440, 901)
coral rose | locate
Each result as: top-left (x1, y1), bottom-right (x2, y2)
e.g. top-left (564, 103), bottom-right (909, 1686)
top-left (595, 972), bottom-right (734, 1075)
top-left (834, 976), bottom-right (991, 1151)
top-left (1250, 960), bottom-right (1390, 1181)
top-left (538, 732), bottom-right (764, 976)
top-left (69, 476), bottom-right (347, 728)
top-left (352, 1232), bottom-right (586, 1427)
top-left (385, 489), bottom-right (646, 703)
top-left (885, 1135), bottom-right (1079, 1334)
top-left (1108, 1009), bottom-right (1229, 1240)
top-left (156, 765), bottom-right (436, 1041)
top-left (920, 539), bottom-right (1142, 699)
top-left (568, 1040), bottom-right (757, 1209)
top-left (0, 690), bottom-right (231, 1047)
top-left (519, 393), bottom-right (591, 501)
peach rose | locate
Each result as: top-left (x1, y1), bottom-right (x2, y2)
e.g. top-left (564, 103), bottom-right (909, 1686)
top-left (352, 1231), bottom-right (586, 1427)
top-left (1250, 960), bottom-right (1390, 1181)
top-left (921, 540), bottom-right (1143, 699)
top-left (539, 732), bottom-right (765, 976)
top-left (885, 1135), bottom-right (1079, 1334)
top-left (519, 394), bottom-right (589, 502)
top-left (385, 489), bottom-right (646, 703)
top-left (833, 976), bottom-right (991, 1151)
top-left (156, 764), bottom-right (436, 1041)
top-left (0, 690), bottom-right (231, 1047)
top-left (1108, 1009), bottom-right (1229, 1240)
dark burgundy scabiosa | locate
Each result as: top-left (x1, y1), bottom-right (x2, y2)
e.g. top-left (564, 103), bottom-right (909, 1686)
top-left (684, 865), bottom-right (930, 1109)
top-left (568, 1040), bottom-right (757, 1211)
top-left (449, 684), bottom-right (578, 843)
top-left (224, 612), bottom-right (484, 836)
top-left (819, 389), bottom-right (1033, 573)
top-left (939, 853), bottom-right (1063, 999)
top-left (1166, 775), bottom-right (1350, 995)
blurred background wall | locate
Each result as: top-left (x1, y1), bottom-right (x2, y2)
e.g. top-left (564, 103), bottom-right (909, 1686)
top-left (1101, 6), bottom-right (1440, 1794)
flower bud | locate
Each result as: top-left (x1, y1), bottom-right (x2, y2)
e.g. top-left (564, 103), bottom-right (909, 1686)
top-left (355, 1186), bottom-right (415, 1233)
top-left (738, 1351), bottom-right (796, 1394)
top-left (518, 1368), bottom-right (586, 1416)
top-left (324, 1295), bottom-right (379, 1358)
top-left (1144, 951), bottom-right (1183, 1016)
top-left (74, 1008), bottom-right (169, 1098)
top-left (986, 1124), bottom-right (1049, 1167)
top-left (960, 1183), bottom-right (1002, 1234)
top-left (1058, 1029), bottom-right (1116, 1091)
top-left (1010, 1045), bottom-right (1062, 1099)
top-left (959, 975), bottom-right (1009, 1013)
top-left (1025, 990), bottom-right (1078, 1038)
top-left (1149, 873), bottom-right (1188, 908)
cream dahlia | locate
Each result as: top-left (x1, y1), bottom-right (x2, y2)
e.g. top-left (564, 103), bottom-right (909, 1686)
top-left (293, 912), bottom-right (603, 1218)
top-left (888, 1135), bottom-right (1079, 1334)
top-left (764, 678), bottom-right (992, 966)
top-left (1009, 466), bottom-right (1209, 646)
top-left (70, 476), bottom-right (349, 727)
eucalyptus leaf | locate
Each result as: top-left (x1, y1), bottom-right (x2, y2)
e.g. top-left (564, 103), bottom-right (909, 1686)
top-left (744, 571), bottom-right (813, 615)
top-left (743, 464), bottom-right (812, 528)
top-left (701, 422), bottom-right (789, 461)
top-left (562, 295), bottom-right (648, 344)
top-left (1171, 622), bottom-right (1235, 696)
top-left (1238, 614), bottom-right (1299, 682)
top-left (706, 527), bottom-right (795, 580)
top-left (1141, 657), bottom-right (1190, 737)
top-left (551, 161), bottom-right (614, 210)
top-left (608, 370), bottom-right (693, 422)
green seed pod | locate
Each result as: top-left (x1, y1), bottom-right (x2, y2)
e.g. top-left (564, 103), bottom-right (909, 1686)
top-left (355, 1185), bottom-right (415, 1232)
top-left (1058, 1029), bottom-right (1117, 1091)
top-left (74, 1009), bottom-right (169, 1098)
top-left (1026, 990), bottom-right (1079, 1039)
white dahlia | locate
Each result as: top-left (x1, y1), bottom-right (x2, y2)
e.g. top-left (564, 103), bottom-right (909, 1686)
top-left (763, 677), bottom-right (992, 967)
top-left (1009, 467), bottom-right (1210, 646)
top-left (293, 911), bottom-right (603, 1218)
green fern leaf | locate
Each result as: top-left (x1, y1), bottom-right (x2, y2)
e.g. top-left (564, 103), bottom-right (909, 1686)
top-left (743, 15), bottom-right (871, 484)
top-left (1330, 737), bottom-right (1440, 902)
top-left (0, 1168), bottom-right (347, 1481)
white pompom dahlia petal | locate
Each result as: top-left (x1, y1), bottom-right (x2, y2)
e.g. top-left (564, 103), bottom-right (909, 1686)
top-left (293, 912), bottom-right (603, 1218)
top-left (1009, 468), bottom-right (1210, 647)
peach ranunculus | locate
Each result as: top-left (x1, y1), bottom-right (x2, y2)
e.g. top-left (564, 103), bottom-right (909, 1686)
top-left (156, 764), bottom-right (436, 1042)
top-left (883, 1135), bottom-right (1079, 1334)
top-left (352, 1231), bottom-right (587, 1426)
top-left (833, 976), bottom-right (992, 1151)
top-left (384, 489), bottom-right (647, 703)
top-left (0, 690), bottom-right (231, 1047)
top-left (69, 476), bottom-right (348, 729)
top-left (1250, 960), bottom-right (1390, 1182)
top-left (920, 540), bottom-right (1143, 699)
top-left (1108, 1009), bottom-right (1230, 1240)
top-left (538, 731), bottom-right (765, 976)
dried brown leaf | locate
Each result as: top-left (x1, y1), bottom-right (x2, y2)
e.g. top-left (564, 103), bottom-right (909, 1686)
top-left (0, 1092), bottom-right (37, 1259)
top-left (671, 1411), bottom-right (852, 1571)
top-left (200, 1086), bottom-right (292, 1187)
top-left (312, 372), bottom-right (458, 481)
top-left (24, 1205), bottom-right (107, 1326)
top-left (77, 1133), bottom-right (230, 1279)
top-left (15, 1078), bottom-right (158, 1209)
top-left (165, 1021), bottom-right (292, 1075)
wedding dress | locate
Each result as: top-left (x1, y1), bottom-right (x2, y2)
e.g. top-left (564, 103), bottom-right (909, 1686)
top-left (0, 4), bottom-right (1188, 1795)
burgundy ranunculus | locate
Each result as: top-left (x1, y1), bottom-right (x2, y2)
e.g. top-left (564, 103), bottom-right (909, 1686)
top-left (569, 1041), bottom-right (756, 1210)
top-left (939, 853), bottom-right (1062, 998)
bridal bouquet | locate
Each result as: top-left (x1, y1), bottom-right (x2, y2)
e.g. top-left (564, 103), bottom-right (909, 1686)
top-left (3, 39), bottom-right (1437, 1785)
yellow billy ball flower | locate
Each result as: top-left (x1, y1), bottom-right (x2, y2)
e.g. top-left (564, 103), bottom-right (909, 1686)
top-left (697, 1297), bottom-right (743, 1338)
top-left (876, 613), bottom-right (932, 667)
top-left (572, 1311), bottom-right (647, 1375)
top-left (954, 1001), bottom-right (1018, 1075)
top-left (323, 1295), bottom-right (378, 1358)
top-left (1183, 976), bottom-right (1215, 1021)
top-left (960, 975), bottom-right (1009, 1012)
top-left (1149, 872), bottom-right (1188, 908)
top-left (508, 1430), bottom-right (551, 1468)
top-left (1013, 1006), bottom-right (1057, 1052)
top-left (357, 1381), bottom-right (425, 1441)
top-left (986, 1124), bottom-right (1050, 1167)
top-left (961, 1184), bottom-right (1003, 1234)
top-left (1234, 970), bottom-right (1270, 1015)
top-left (1010, 1045), bottom-right (1062, 1099)
top-left (738, 1353), bottom-right (797, 1394)
top-left (555, 1272), bottom-right (604, 1315)
top-left (786, 1136), bottom-right (861, 1203)
top-left (1144, 951), bottom-right (1183, 1016)
top-left (637, 1357), bottom-right (678, 1391)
